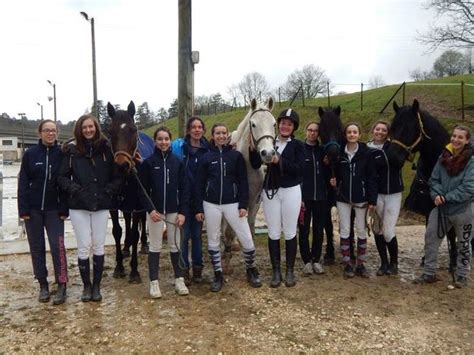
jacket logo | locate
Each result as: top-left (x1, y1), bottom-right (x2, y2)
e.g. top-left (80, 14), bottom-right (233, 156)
top-left (35, 162), bottom-right (44, 165)
top-left (154, 166), bottom-right (160, 170)
top-left (211, 161), bottom-right (218, 164)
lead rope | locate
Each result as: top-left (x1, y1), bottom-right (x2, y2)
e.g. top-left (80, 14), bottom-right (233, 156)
top-left (130, 167), bottom-right (187, 270)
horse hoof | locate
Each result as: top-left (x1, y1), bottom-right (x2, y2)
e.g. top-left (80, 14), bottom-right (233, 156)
top-left (122, 249), bottom-right (131, 258)
top-left (128, 272), bottom-right (142, 284)
top-left (113, 265), bottom-right (126, 279)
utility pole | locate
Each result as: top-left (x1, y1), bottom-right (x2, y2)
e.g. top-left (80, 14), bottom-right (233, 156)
top-left (37, 102), bottom-right (43, 119)
top-left (47, 80), bottom-right (57, 122)
top-left (178, 0), bottom-right (193, 138)
top-left (80, 12), bottom-right (98, 117)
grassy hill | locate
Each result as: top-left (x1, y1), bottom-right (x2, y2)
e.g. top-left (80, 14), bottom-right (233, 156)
top-left (144, 74), bottom-right (474, 204)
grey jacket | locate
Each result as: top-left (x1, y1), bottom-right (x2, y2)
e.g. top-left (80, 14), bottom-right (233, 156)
top-left (429, 154), bottom-right (474, 216)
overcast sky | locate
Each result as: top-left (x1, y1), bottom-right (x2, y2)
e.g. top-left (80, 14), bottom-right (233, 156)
top-left (1, 0), bottom-right (443, 123)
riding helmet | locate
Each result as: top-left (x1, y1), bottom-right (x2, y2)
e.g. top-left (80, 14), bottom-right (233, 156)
top-left (277, 108), bottom-right (299, 131)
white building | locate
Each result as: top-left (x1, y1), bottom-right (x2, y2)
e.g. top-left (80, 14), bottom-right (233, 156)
top-left (0, 137), bottom-right (20, 161)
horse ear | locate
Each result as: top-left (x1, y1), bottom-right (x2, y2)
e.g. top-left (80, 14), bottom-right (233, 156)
top-left (251, 98), bottom-right (257, 111)
top-left (127, 101), bottom-right (136, 118)
top-left (318, 106), bottom-right (325, 118)
top-left (335, 106), bottom-right (341, 116)
top-left (266, 97), bottom-right (274, 111)
top-left (411, 99), bottom-right (419, 113)
top-left (107, 102), bottom-right (115, 118)
top-left (393, 101), bottom-right (399, 113)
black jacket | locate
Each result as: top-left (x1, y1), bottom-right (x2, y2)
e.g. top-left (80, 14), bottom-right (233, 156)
top-left (58, 139), bottom-right (122, 211)
top-left (139, 148), bottom-right (189, 215)
top-left (302, 142), bottom-right (330, 201)
top-left (249, 138), bottom-right (305, 190)
top-left (368, 140), bottom-right (404, 194)
top-left (195, 144), bottom-right (249, 212)
top-left (335, 142), bottom-right (378, 205)
top-left (18, 140), bottom-right (68, 217)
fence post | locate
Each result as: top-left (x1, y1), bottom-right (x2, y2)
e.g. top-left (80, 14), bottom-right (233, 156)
top-left (461, 80), bottom-right (465, 121)
top-left (360, 83), bottom-right (364, 111)
top-left (402, 82), bottom-right (406, 106)
top-left (278, 87), bottom-right (281, 107)
top-left (327, 81), bottom-right (331, 107)
top-left (301, 84), bottom-right (305, 107)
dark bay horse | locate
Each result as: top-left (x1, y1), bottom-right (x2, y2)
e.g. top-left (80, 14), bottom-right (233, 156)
top-left (317, 106), bottom-right (357, 261)
top-left (387, 99), bottom-right (457, 270)
top-left (107, 101), bottom-right (154, 283)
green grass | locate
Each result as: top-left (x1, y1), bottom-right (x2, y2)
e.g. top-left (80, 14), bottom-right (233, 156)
top-left (144, 74), bottom-right (474, 203)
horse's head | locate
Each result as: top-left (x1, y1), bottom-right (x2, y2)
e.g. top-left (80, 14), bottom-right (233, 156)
top-left (107, 101), bottom-right (138, 173)
top-left (318, 106), bottom-right (344, 170)
top-left (387, 99), bottom-right (427, 167)
top-left (248, 97), bottom-right (276, 164)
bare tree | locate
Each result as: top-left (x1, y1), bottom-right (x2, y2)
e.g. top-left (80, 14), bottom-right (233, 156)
top-left (432, 49), bottom-right (467, 76)
top-left (237, 72), bottom-right (270, 102)
top-left (368, 75), bottom-right (386, 89)
top-left (284, 64), bottom-right (328, 99)
top-left (227, 85), bottom-right (241, 107)
top-left (419, 0), bottom-right (474, 50)
top-left (409, 68), bottom-right (436, 81)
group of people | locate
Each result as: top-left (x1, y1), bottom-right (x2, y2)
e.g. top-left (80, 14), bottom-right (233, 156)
top-left (18, 107), bottom-right (473, 305)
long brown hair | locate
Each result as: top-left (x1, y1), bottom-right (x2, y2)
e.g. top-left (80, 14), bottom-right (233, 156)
top-left (73, 114), bottom-right (106, 154)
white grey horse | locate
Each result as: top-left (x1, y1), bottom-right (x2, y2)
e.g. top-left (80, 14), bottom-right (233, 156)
top-left (222, 97), bottom-right (276, 272)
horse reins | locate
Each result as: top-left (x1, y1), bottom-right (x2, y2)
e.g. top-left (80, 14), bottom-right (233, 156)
top-left (391, 112), bottom-right (432, 162)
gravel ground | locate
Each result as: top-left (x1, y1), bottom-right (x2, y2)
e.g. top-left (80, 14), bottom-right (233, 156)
top-left (1, 224), bottom-right (473, 353)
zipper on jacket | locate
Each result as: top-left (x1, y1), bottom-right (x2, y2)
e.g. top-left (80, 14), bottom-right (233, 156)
top-left (384, 151), bottom-right (390, 193)
top-left (312, 150), bottom-right (317, 200)
top-left (219, 149), bottom-right (223, 204)
top-left (362, 180), bottom-right (365, 197)
top-left (349, 163), bottom-right (353, 203)
top-left (41, 147), bottom-right (50, 211)
top-left (163, 153), bottom-right (167, 214)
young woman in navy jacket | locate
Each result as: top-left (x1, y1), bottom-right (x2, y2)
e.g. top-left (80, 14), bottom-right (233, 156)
top-left (367, 120), bottom-right (403, 276)
top-left (250, 109), bottom-right (305, 288)
top-left (299, 121), bottom-right (330, 276)
top-left (139, 127), bottom-right (190, 299)
top-left (330, 122), bottom-right (377, 278)
top-left (18, 120), bottom-right (68, 305)
top-left (195, 123), bottom-right (261, 292)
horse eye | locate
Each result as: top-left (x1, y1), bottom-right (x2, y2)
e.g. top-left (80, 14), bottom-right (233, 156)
top-left (252, 123), bottom-right (256, 128)
top-left (131, 126), bottom-right (138, 133)
top-left (273, 122), bottom-right (276, 127)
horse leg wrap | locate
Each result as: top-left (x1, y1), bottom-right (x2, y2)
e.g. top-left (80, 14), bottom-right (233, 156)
top-left (356, 238), bottom-right (367, 266)
top-left (208, 249), bottom-right (222, 273)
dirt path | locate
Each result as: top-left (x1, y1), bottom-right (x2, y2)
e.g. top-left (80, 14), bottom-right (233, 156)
top-left (1, 224), bottom-right (473, 353)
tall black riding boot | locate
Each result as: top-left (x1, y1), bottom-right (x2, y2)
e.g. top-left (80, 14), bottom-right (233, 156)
top-left (78, 258), bottom-right (91, 302)
top-left (210, 271), bottom-right (224, 292)
top-left (374, 234), bottom-right (390, 276)
top-left (268, 238), bottom-right (282, 288)
top-left (92, 255), bottom-right (104, 302)
top-left (148, 252), bottom-right (160, 281)
top-left (38, 278), bottom-right (50, 303)
top-left (387, 237), bottom-right (398, 275)
top-left (285, 237), bottom-right (297, 287)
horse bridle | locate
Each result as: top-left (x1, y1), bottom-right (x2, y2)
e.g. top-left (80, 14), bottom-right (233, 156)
top-left (248, 108), bottom-right (276, 148)
top-left (391, 112), bottom-right (431, 162)
top-left (113, 134), bottom-right (140, 172)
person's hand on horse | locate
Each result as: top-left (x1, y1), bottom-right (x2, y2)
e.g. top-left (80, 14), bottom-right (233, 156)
top-left (195, 213), bottom-right (205, 222)
top-left (434, 195), bottom-right (445, 206)
top-left (134, 151), bottom-right (143, 164)
top-left (149, 210), bottom-right (161, 223)
top-left (329, 177), bottom-right (337, 187)
top-left (176, 213), bottom-right (185, 226)
top-left (238, 208), bottom-right (247, 218)
top-left (270, 154), bottom-right (279, 164)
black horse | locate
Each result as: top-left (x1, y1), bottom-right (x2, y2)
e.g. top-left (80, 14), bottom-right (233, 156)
top-left (387, 99), bottom-right (457, 270)
top-left (107, 101), bottom-right (153, 283)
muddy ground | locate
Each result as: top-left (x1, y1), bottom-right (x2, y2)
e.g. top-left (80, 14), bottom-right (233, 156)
top-left (1, 223), bottom-right (474, 353)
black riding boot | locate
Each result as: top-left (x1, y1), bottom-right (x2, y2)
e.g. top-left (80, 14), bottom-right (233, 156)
top-left (268, 238), bottom-right (282, 288)
top-left (78, 258), bottom-right (91, 302)
top-left (285, 237), bottom-right (297, 287)
top-left (148, 252), bottom-right (160, 281)
top-left (374, 234), bottom-right (390, 276)
top-left (53, 283), bottom-right (67, 305)
top-left (210, 271), bottom-right (224, 292)
top-left (38, 278), bottom-right (50, 303)
top-left (92, 255), bottom-right (104, 302)
top-left (387, 237), bottom-right (398, 275)
top-left (170, 252), bottom-right (183, 278)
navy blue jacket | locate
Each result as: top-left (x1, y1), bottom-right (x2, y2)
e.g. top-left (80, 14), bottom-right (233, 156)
top-left (18, 140), bottom-right (68, 217)
top-left (302, 142), bottom-right (330, 201)
top-left (58, 138), bottom-right (122, 211)
top-left (368, 141), bottom-right (404, 195)
top-left (171, 136), bottom-right (210, 214)
top-left (195, 144), bottom-right (249, 212)
top-left (249, 138), bottom-right (305, 190)
top-left (335, 142), bottom-right (378, 205)
top-left (139, 148), bottom-right (189, 215)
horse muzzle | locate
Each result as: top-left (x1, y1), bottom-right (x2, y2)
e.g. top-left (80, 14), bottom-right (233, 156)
top-left (260, 148), bottom-right (275, 163)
